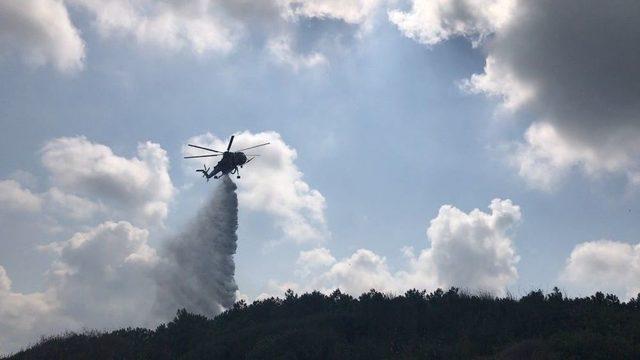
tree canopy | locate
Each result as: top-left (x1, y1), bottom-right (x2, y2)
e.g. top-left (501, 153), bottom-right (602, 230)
top-left (6, 288), bottom-right (640, 359)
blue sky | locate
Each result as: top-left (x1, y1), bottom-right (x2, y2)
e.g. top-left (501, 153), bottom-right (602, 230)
top-left (1, 0), bottom-right (640, 353)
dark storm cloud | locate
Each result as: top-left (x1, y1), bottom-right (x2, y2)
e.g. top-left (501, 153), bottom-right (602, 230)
top-left (490, 0), bottom-right (640, 144)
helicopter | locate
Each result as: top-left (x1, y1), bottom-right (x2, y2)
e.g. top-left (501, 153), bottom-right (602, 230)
top-left (184, 135), bottom-right (270, 180)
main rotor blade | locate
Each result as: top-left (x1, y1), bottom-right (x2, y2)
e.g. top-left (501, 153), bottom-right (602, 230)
top-left (238, 142), bottom-right (270, 152)
top-left (188, 144), bottom-right (223, 153)
top-left (183, 154), bottom-right (222, 159)
top-left (227, 135), bottom-right (235, 151)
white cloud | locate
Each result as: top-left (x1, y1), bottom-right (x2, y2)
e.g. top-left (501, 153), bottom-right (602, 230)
top-left (69, 0), bottom-right (381, 65)
top-left (0, 221), bottom-right (159, 354)
top-left (256, 279), bottom-right (302, 301)
top-left (389, 0), bottom-right (515, 46)
top-left (44, 188), bottom-right (105, 221)
top-left (269, 199), bottom-right (521, 297)
top-left (70, 0), bottom-right (236, 54)
top-left (509, 122), bottom-right (640, 191)
top-left (93, 0), bottom-right (392, 69)
top-left (312, 249), bottom-right (398, 295)
top-left (287, 0), bottom-right (382, 25)
top-left (261, 249), bottom-right (398, 298)
top-left (0, 180), bottom-right (42, 213)
top-left (0, 136), bottom-right (176, 353)
top-left (459, 55), bottom-right (534, 111)
top-left (297, 247), bottom-right (336, 268)
top-left (0, 266), bottom-right (75, 355)
top-left (295, 247), bottom-right (336, 277)
top-left (42, 136), bottom-right (175, 226)
top-left (0, 0), bottom-right (85, 72)
top-left (509, 123), bottom-right (574, 191)
top-left (44, 221), bottom-right (159, 328)
top-left (561, 240), bottom-right (640, 300)
top-left (0, 137), bottom-right (180, 353)
top-left (184, 131), bottom-right (328, 242)
top-left (267, 36), bottom-right (328, 71)
top-left (1, 0), bottom-right (384, 73)
top-left (421, 198), bottom-right (520, 294)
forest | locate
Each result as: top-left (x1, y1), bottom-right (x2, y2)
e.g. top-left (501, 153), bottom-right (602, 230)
top-left (6, 287), bottom-right (640, 359)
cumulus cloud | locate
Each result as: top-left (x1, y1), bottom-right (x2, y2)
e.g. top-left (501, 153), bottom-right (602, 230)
top-left (43, 221), bottom-right (159, 328)
top-left (311, 249), bottom-right (398, 295)
top-left (391, 0), bottom-right (640, 189)
top-left (459, 55), bottom-right (534, 111)
top-left (295, 247), bottom-right (336, 277)
top-left (1, 0), bottom-right (386, 73)
top-left (0, 0), bottom-right (85, 72)
top-left (267, 36), bottom-right (328, 70)
top-left (69, 0), bottom-right (237, 54)
top-left (420, 198), bottom-right (520, 294)
top-left (0, 177), bottom-right (105, 222)
top-left (0, 138), bottom-right (171, 242)
top-left (287, 0), bottom-right (382, 25)
top-left (508, 122), bottom-right (640, 191)
top-left (0, 179), bottom-right (242, 353)
top-left (0, 136), bottom-right (251, 353)
top-left (42, 136), bottom-right (175, 226)
top-left (449, 0), bottom-right (640, 188)
top-left (560, 240), bottom-right (640, 300)
top-left (297, 247), bottom-right (335, 268)
top-left (44, 188), bottom-right (105, 221)
top-left (0, 221), bottom-right (158, 354)
top-left (0, 266), bottom-right (73, 355)
top-left (389, 0), bottom-right (515, 46)
top-left (269, 199), bottom-right (520, 297)
top-left (0, 180), bottom-right (42, 213)
top-left (184, 131), bottom-right (328, 242)
top-left (66, 0), bottom-right (382, 67)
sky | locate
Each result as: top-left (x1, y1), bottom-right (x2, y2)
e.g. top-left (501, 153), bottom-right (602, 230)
top-left (1, 0), bottom-right (640, 353)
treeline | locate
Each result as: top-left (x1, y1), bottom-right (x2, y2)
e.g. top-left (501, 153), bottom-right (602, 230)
top-left (7, 288), bottom-right (640, 359)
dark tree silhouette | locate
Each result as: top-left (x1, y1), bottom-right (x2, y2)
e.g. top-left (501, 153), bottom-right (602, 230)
top-left (5, 288), bottom-right (640, 359)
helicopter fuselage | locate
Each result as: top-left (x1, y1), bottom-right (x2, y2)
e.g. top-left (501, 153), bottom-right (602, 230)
top-left (210, 151), bottom-right (247, 178)
top-left (185, 135), bottom-right (269, 181)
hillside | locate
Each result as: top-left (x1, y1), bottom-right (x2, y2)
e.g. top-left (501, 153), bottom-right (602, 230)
top-left (6, 288), bottom-right (640, 359)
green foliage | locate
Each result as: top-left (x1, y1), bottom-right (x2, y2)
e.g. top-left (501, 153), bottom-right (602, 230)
top-left (6, 288), bottom-right (640, 359)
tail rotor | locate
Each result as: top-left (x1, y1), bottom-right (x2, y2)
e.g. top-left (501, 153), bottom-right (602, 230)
top-left (196, 164), bottom-right (211, 182)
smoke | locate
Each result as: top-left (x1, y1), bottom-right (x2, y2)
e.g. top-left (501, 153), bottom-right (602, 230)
top-left (154, 176), bottom-right (239, 319)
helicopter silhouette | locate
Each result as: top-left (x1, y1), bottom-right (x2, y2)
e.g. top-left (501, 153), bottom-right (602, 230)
top-left (184, 135), bottom-right (269, 180)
